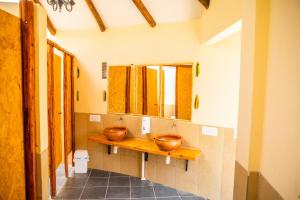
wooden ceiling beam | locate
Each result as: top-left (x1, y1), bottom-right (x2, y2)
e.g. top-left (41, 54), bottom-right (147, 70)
top-left (33, 0), bottom-right (57, 35)
top-left (85, 0), bottom-right (106, 32)
top-left (132, 0), bottom-right (156, 28)
top-left (198, 0), bottom-right (210, 9)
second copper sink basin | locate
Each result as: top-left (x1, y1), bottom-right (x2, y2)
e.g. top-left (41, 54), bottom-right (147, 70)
top-left (103, 126), bottom-right (128, 141)
top-left (154, 134), bottom-right (182, 151)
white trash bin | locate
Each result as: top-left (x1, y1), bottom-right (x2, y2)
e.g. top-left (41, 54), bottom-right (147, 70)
top-left (74, 150), bottom-right (89, 173)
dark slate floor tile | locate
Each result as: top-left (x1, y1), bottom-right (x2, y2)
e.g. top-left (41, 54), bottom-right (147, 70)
top-left (110, 171), bottom-right (128, 177)
top-left (71, 169), bottom-right (91, 178)
top-left (156, 197), bottom-right (181, 200)
top-left (90, 169), bottom-right (109, 177)
top-left (130, 177), bottom-right (153, 187)
top-left (152, 182), bottom-right (165, 187)
top-left (131, 186), bottom-right (155, 198)
top-left (86, 178), bottom-right (108, 187)
top-left (109, 176), bottom-right (130, 186)
top-left (181, 197), bottom-right (207, 200)
top-left (106, 199), bottom-right (130, 200)
top-left (106, 187), bottom-right (130, 198)
top-left (80, 186), bottom-right (106, 199)
top-left (56, 187), bottom-right (82, 199)
top-left (154, 185), bottom-right (179, 197)
top-left (132, 198), bottom-right (155, 200)
top-left (177, 190), bottom-right (196, 197)
top-left (64, 177), bottom-right (87, 188)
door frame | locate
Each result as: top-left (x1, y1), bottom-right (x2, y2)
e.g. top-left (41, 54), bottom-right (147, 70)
top-left (20, 1), bottom-right (37, 200)
top-left (47, 39), bottom-right (75, 197)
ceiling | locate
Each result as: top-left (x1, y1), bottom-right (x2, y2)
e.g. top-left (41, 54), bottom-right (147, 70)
top-left (40, 0), bottom-right (204, 30)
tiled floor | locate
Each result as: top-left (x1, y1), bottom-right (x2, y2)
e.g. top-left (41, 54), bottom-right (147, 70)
top-left (55, 169), bottom-right (207, 200)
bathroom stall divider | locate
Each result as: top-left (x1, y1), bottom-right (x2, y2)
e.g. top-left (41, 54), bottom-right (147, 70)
top-left (47, 39), bottom-right (75, 198)
top-left (20, 1), bottom-right (37, 200)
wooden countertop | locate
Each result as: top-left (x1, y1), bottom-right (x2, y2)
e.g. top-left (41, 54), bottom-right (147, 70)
top-left (88, 134), bottom-right (201, 160)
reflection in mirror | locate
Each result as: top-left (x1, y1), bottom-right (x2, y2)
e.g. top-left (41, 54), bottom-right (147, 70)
top-left (108, 66), bottom-right (130, 113)
top-left (176, 65), bottom-right (192, 120)
top-left (136, 67), bottom-right (145, 115)
top-left (145, 66), bottom-right (160, 116)
top-left (108, 64), bottom-right (193, 120)
top-left (161, 66), bottom-right (176, 118)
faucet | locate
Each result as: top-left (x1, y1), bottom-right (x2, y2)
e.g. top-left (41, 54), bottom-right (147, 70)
top-left (119, 116), bottom-right (123, 122)
top-left (171, 120), bottom-right (176, 128)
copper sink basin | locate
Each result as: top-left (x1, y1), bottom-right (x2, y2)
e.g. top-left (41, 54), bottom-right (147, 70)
top-left (154, 134), bottom-right (182, 151)
top-left (103, 126), bottom-right (128, 141)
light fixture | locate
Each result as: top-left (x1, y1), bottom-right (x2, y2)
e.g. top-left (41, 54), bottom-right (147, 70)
top-left (47, 0), bottom-right (75, 12)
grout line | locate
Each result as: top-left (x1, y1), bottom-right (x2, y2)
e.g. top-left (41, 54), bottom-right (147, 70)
top-left (129, 176), bottom-right (132, 200)
top-left (104, 171), bottom-right (111, 199)
top-left (78, 169), bottom-right (92, 199)
top-left (176, 189), bottom-right (183, 200)
top-left (152, 184), bottom-right (156, 200)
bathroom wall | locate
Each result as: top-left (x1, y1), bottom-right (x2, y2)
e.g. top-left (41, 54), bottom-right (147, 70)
top-left (75, 113), bottom-right (236, 200)
top-left (198, 0), bottom-right (242, 43)
top-left (259, 0), bottom-right (300, 199)
top-left (52, 22), bottom-right (241, 129)
top-left (34, 4), bottom-right (49, 200)
top-left (0, 8), bottom-right (26, 200)
top-left (234, 0), bottom-right (300, 199)
top-left (47, 1), bottom-right (242, 199)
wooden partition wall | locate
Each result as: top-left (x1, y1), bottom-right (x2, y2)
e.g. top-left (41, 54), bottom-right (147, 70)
top-left (47, 40), bottom-right (75, 197)
top-left (0, 8), bottom-right (27, 200)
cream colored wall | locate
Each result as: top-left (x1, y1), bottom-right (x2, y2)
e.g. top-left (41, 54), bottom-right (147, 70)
top-left (235, 0), bottom-right (257, 170)
top-left (192, 32), bottom-right (241, 128)
top-left (53, 20), bottom-right (241, 129)
top-left (0, 2), bottom-right (19, 17)
top-left (54, 20), bottom-right (200, 115)
top-left (260, 0), bottom-right (300, 199)
top-left (198, 0), bottom-right (242, 43)
top-left (34, 4), bottom-right (49, 200)
top-left (235, 0), bottom-right (300, 199)
top-left (35, 4), bottom-right (48, 153)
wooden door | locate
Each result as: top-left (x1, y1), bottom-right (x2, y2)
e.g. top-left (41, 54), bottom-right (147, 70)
top-left (63, 53), bottom-right (73, 176)
top-left (53, 54), bottom-right (63, 169)
top-left (0, 9), bottom-right (26, 200)
top-left (48, 44), bottom-right (75, 197)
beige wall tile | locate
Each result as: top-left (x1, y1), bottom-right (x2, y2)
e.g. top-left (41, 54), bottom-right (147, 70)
top-left (145, 154), bottom-right (157, 181)
top-left (102, 153), bottom-right (121, 173)
top-left (155, 163), bottom-right (176, 188)
top-left (36, 149), bottom-right (49, 200)
top-left (87, 140), bottom-right (106, 153)
top-left (221, 129), bottom-right (236, 200)
top-left (88, 150), bottom-right (104, 170)
top-left (175, 159), bottom-right (199, 194)
top-left (75, 113), bottom-right (88, 149)
top-left (233, 161), bottom-right (248, 200)
top-left (75, 113), bottom-right (237, 200)
top-left (176, 121), bottom-right (201, 148)
top-left (120, 155), bottom-right (139, 177)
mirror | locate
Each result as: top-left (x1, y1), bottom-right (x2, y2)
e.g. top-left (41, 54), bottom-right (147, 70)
top-left (108, 64), bottom-right (193, 120)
